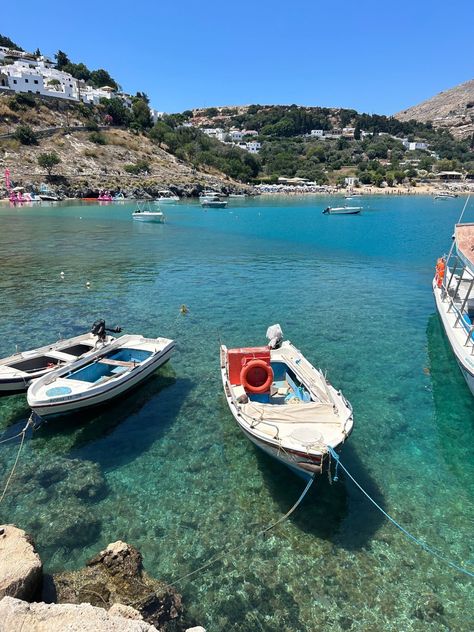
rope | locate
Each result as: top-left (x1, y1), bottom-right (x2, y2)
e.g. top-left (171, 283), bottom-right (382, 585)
top-left (0, 414), bottom-right (35, 505)
top-left (457, 193), bottom-right (471, 225)
top-left (168, 474), bottom-right (316, 587)
top-left (327, 447), bottom-right (474, 579)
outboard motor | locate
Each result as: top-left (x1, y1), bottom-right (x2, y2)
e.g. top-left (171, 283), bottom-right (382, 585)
top-left (91, 320), bottom-right (122, 342)
top-left (266, 324), bottom-right (283, 349)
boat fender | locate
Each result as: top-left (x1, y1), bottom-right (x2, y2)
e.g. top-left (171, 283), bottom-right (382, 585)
top-left (240, 359), bottom-right (273, 394)
top-left (435, 257), bottom-right (445, 288)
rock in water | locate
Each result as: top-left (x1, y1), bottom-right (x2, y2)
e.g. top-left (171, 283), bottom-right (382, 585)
top-left (52, 541), bottom-right (183, 629)
top-left (0, 596), bottom-right (158, 631)
top-left (0, 525), bottom-right (42, 601)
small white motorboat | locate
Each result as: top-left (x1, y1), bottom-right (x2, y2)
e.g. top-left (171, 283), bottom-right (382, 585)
top-left (155, 191), bottom-right (180, 203)
top-left (220, 325), bottom-right (354, 479)
top-left (323, 206), bottom-right (362, 215)
top-left (434, 192), bottom-right (458, 199)
top-left (0, 320), bottom-right (120, 394)
top-left (201, 199), bottom-right (228, 208)
top-left (27, 334), bottom-right (175, 417)
top-left (132, 202), bottom-right (165, 223)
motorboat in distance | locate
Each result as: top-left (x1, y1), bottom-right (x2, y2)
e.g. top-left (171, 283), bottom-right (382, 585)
top-left (323, 206), bottom-right (362, 215)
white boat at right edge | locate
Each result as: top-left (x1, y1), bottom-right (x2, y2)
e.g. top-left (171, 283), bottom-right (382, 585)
top-left (433, 221), bottom-right (474, 395)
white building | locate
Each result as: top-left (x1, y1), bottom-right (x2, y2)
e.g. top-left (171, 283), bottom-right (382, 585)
top-left (150, 108), bottom-right (165, 124)
top-left (342, 127), bottom-right (355, 137)
top-left (229, 129), bottom-right (244, 142)
top-left (311, 129), bottom-right (324, 137)
top-left (408, 141), bottom-right (428, 151)
top-left (202, 128), bottom-right (226, 142)
top-left (345, 177), bottom-right (359, 186)
top-left (0, 60), bottom-right (79, 100)
top-left (237, 141), bottom-right (261, 153)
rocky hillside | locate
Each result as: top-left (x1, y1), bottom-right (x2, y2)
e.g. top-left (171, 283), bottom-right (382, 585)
top-left (395, 79), bottom-right (474, 140)
top-left (0, 95), bottom-right (249, 198)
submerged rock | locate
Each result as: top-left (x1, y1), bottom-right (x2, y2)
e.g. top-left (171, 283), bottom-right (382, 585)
top-left (52, 541), bottom-right (183, 630)
top-left (0, 596), bottom-right (158, 631)
top-left (0, 525), bottom-right (42, 601)
top-left (413, 592), bottom-right (445, 621)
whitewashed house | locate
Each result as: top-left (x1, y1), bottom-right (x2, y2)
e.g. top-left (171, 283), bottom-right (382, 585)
top-left (0, 60), bottom-right (79, 100)
top-left (310, 129), bottom-right (324, 138)
top-left (229, 128), bottom-right (244, 142)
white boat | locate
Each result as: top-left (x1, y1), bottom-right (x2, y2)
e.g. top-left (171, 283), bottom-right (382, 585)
top-left (27, 334), bottom-right (175, 417)
top-left (0, 321), bottom-right (119, 393)
top-left (201, 199), bottom-right (228, 209)
top-left (434, 192), bottom-right (458, 199)
top-left (132, 202), bottom-right (165, 223)
top-left (323, 206), bottom-right (362, 215)
top-left (228, 193), bottom-right (247, 198)
top-left (155, 191), bottom-right (180, 203)
top-left (433, 222), bottom-right (474, 395)
top-left (220, 325), bottom-right (354, 480)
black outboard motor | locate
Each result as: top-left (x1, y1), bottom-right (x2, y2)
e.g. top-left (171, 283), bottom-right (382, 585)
top-left (91, 320), bottom-right (122, 342)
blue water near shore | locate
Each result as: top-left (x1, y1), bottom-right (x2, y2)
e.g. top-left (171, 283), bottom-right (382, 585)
top-left (0, 195), bottom-right (473, 630)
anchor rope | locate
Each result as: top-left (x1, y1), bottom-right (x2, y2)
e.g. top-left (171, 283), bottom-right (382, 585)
top-left (0, 414), bottom-right (35, 505)
top-left (327, 447), bottom-right (474, 579)
top-left (168, 474), bottom-right (316, 587)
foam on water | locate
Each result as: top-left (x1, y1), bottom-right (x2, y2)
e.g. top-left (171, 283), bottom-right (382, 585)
top-left (0, 196), bottom-right (473, 630)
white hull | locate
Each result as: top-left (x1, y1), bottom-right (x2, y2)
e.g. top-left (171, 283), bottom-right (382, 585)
top-left (433, 279), bottom-right (474, 395)
top-left (28, 335), bottom-right (174, 417)
top-left (132, 212), bottom-right (165, 223)
top-left (323, 206), bottom-right (362, 215)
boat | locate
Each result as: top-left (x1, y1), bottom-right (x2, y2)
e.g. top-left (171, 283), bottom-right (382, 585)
top-left (132, 202), bottom-right (165, 223)
top-left (27, 333), bottom-right (175, 417)
top-left (0, 320), bottom-right (120, 394)
top-left (433, 221), bottom-right (474, 396)
top-left (323, 206), bottom-right (362, 215)
top-left (434, 192), bottom-right (458, 199)
top-left (220, 325), bottom-right (354, 479)
top-left (201, 198), bottom-right (228, 209)
top-left (38, 184), bottom-right (58, 201)
top-left (228, 193), bottom-right (247, 198)
top-left (155, 191), bottom-right (180, 203)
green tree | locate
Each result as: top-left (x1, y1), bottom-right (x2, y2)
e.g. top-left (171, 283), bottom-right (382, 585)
top-left (132, 99), bottom-right (152, 129)
top-left (354, 123), bottom-right (361, 140)
top-left (102, 98), bottom-right (131, 126)
top-left (89, 68), bottom-right (118, 89)
top-left (37, 152), bottom-right (61, 175)
top-left (55, 50), bottom-right (70, 69)
top-left (0, 34), bottom-right (23, 50)
top-left (14, 125), bottom-right (38, 145)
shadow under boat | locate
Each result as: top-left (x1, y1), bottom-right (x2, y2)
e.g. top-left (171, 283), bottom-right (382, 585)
top-left (252, 441), bottom-right (384, 551)
top-left (426, 313), bottom-right (474, 486)
top-left (9, 369), bottom-right (191, 471)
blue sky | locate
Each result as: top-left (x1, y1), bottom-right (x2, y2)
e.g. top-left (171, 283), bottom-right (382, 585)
top-left (3, 0), bottom-right (473, 115)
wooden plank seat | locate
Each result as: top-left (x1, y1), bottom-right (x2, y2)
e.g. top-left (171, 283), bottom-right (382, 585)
top-left (99, 358), bottom-right (137, 367)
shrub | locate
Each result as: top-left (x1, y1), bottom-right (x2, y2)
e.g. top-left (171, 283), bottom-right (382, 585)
top-left (124, 160), bottom-right (150, 174)
top-left (37, 151), bottom-right (61, 175)
top-left (14, 124), bottom-right (38, 145)
top-left (89, 131), bottom-right (107, 145)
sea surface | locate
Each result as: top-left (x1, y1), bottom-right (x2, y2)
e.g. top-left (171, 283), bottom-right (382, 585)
top-left (0, 195), bottom-right (473, 631)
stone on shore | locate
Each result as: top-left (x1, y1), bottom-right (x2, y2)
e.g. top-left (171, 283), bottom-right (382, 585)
top-left (0, 525), bottom-right (42, 601)
top-left (185, 627), bottom-right (207, 632)
top-left (0, 596), bottom-right (158, 631)
top-left (51, 540), bottom-right (183, 629)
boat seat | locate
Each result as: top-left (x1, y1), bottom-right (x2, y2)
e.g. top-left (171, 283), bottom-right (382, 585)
top-left (99, 358), bottom-right (136, 367)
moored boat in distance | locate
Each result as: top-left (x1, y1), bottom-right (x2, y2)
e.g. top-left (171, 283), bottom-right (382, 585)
top-left (201, 198), bottom-right (228, 208)
top-left (434, 192), bottom-right (458, 199)
top-left (155, 190), bottom-right (180, 203)
top-left (27, 334), bottom-right (175, 417)
top-left (132, 201), bottom-right (165, 223)
top-left (323, 206), bottom-right (362, 215)
top-left (220, 325), bottom-right (354, 479)
top-left (0, 320), bottom-right (120, 394)
top-left (433, 221), bottom-right (474, 395)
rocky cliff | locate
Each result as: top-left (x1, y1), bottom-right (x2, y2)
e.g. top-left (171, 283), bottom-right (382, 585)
top-left (395, 79), bottom-right (474, 140)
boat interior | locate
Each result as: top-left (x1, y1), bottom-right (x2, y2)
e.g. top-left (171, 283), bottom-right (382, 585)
top-left (8, 343), bottom-right (95, 373)
top-left (243, 361), bottom-right (312, 405)
top-left (65, 347), bottom-right (153, 384)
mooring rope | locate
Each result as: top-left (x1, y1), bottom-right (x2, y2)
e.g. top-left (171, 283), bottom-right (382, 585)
top-left (0, 414), bottom-right (35, 505)
top-left (168, 474), bottom-right (316, 587)
top-left (327, 447), bottom-right (474, 579)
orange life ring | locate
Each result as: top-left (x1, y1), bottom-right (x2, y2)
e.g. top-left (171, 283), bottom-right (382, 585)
top-left (240, 359), bottom-right (273, 394)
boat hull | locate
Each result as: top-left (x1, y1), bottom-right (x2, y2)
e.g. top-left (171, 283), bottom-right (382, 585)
top-left (132, 213), bottom-right (165, 223)
top-left (28, 344), bottom-right (174, 417)
top-left (433, 279), bottom-right (474, 396)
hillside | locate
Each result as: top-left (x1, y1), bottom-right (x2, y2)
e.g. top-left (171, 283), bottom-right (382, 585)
top-left (0, 94), bottom-right (250, 197)
top-left (395, 79), bottom-right (474, 140)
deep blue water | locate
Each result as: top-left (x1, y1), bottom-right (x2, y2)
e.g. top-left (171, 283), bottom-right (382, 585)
top-left (0, 195), bottom-right (473, 631)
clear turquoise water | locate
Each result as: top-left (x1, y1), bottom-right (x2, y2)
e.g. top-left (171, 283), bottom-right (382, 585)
top-left (0, 196), bottom-right (473, 631)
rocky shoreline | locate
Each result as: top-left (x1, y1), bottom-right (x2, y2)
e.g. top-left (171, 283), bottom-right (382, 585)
top-left (0, 525), bottom-right (204, 632)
